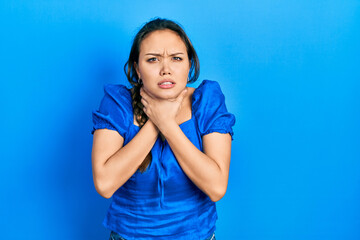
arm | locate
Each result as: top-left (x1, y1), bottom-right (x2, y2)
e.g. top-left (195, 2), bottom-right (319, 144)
top-left (140, 88), bottom-right (232, 202)
top-left (91, 120), bottom-right (158, 199)
top-left (160, 123), bottom-right (232, 202)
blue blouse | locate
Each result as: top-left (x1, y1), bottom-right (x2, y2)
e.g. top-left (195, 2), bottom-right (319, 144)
top-left (92, 80), bottom-right (235, 240)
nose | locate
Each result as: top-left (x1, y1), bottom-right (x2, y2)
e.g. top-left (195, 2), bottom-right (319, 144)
top-left (160, 60), bottom-right (171, 76)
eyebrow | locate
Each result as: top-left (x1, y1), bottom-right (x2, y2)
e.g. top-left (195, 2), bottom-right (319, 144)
top-left (145, 52), bottom-right (185, 56)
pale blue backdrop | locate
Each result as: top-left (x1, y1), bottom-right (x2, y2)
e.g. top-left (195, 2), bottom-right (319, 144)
top-left (1, 1), bottom-right (359, 239)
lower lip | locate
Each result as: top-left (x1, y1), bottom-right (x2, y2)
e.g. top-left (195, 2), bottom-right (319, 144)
top-left (158, 83), bottom-right (175, 89)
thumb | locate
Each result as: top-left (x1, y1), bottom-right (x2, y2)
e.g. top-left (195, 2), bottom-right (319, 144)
top-left (176, 88), bottom-right (188, 103)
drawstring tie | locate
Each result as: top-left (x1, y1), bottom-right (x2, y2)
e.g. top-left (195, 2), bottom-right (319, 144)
top-left (157, 170), bottom-right (165, 208)
top-left (156, 137), bottom-right (165, 208)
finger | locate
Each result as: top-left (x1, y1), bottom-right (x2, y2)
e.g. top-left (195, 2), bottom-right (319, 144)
top-left (176, 88), bottom-right (188, 102)
top-left (141, 97), bottom-right (148, 107)
top-left (142, 106), bottom-right (150, 117)
top-left (140, 88), bottom-right (149, 102)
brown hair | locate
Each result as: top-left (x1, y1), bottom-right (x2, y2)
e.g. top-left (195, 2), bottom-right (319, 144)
top-left (124, 18), bottom-right (200, 172)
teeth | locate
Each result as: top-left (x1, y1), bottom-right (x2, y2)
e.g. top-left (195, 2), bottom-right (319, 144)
top-left (160, 82), bottom-right (173, 85)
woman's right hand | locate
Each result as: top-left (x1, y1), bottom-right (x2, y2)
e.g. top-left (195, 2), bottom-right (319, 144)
top-left (140, 87), bottom-right (188, 132)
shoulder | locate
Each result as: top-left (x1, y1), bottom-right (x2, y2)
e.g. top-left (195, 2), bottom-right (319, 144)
top-left (192, 80), bottom-right (226, 107)
top-left (191, 80), bottom-right (235, 138)
top-left (193, 80), bottom-right (224, 98)
top-left (103, 84), bottom-right (131, 101)
top-left (194, 80), bottom-right (223, 92)
top-left (100, 84), bottom-right (133, 110)
top-left (96, 83), bottom-right (133, 119)
top-left (92, 84), bottom-right (133, 136)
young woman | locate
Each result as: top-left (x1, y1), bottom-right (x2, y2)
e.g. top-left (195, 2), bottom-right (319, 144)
top-left (91, 18), bottom-right (235, 240)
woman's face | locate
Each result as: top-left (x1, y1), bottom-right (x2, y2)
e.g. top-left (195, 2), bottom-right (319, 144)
top-left (135, 29), bottom-right (190, 100)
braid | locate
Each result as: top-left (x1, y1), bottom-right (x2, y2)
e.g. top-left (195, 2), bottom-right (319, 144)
top-left (131, 82), bottom-right (152, 173)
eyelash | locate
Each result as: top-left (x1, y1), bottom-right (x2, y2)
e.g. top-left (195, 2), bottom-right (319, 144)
top-left (147, 57), bottom-right (158, 62)
top-left (146, 57), bottom-right (183, 62)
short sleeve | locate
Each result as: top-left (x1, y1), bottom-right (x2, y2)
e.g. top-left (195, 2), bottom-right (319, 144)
top-left (192, 80), bottom-right (236, 139)
top-left (91, 84), bottom-right (132, 138)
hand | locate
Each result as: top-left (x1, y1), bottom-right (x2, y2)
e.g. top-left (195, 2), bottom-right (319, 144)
top-left (140, 87), bottom-right (188, 131)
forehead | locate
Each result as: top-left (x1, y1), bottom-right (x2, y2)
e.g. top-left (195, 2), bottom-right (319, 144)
top-left (140, 29), bottom-right (187, 54)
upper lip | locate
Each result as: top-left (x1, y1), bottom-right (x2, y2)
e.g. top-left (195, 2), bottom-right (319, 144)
top-left (158, 79), bottom-right (176, 85)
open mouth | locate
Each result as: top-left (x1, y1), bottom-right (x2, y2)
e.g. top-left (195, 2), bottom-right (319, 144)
top-left (158, 81), bottom-right (175, 85)
top-left (158, 80), bottom-right (176, 89)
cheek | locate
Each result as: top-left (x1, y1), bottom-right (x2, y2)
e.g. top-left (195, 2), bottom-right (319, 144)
top-left (182, 61), bottom-right (191, 74)
top-left (139, 66), bottom-right (157, 81)
top-left (180, 66), bottom-right (190, 79)
top-left (174, 62), bottom-right (189, 73)
top-left (142, 79), bottom-right (153, 90)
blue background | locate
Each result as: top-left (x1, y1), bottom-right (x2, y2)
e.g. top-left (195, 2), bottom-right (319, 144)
top-left (1, 1), bottom-right (359, 239)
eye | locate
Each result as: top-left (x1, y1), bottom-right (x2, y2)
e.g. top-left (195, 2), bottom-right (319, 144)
top-left (147, 57), bottom-right (158, 62)
top-left (173, 56), bottom-right (182, 61)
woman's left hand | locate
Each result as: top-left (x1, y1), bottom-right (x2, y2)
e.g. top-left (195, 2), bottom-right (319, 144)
top-left (140, 87), bottom-right (188, 131)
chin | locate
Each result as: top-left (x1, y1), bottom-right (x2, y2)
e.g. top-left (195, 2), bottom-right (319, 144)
top-left (156, 91), bottom-right (180, 100)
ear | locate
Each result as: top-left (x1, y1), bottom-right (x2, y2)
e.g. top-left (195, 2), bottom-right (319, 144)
top-left (134, 62), bottom-right (141, 79)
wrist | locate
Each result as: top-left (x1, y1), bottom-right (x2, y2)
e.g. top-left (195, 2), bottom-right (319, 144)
top-left (144, 119), bottom-right (160, 134)
top-left (158, 120), bottom-right (179, 138)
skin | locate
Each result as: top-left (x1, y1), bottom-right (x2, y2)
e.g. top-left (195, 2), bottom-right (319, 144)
top-left (135, 29), bottom-right (190, 101)
top-left (92, 29), bottom-right (232, 202)
top-left (134, 29), bottom-right (193, 127)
